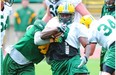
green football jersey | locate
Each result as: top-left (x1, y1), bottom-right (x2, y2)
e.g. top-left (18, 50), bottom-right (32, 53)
top-left (101, 4), bottom-right (115, 18)
top-left (14, 7), bottom-right (36, 32)
top-left (14, 20), bottom-right (46, 64)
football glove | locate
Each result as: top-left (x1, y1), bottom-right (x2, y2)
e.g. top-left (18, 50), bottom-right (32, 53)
top-left (57, 24), bottom-right (67, 33)
top-left (50, 37), bottom-right (63, 43)
top-left (78, 56), bottom-right (88, 68)
top-left (80, 15), bottom-right (95, 28)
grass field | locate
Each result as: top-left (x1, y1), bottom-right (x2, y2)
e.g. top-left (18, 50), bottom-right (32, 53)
top-left (35, 58), bottom-right (100, 75)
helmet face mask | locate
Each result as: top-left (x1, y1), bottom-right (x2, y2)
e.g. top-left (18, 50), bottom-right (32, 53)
top-left (59, 13), bottom-right (74, 25)
top-left (4, 0), bottom-right (14, 7)
top-left (57, 2), bottom-right (75, 25)
top-left (49, 0), bottom-right (59, 4)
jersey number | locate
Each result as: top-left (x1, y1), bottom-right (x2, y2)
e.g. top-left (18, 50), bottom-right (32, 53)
top-left (1, 15), bottom-right (7, 32)
top-left (49, 5), bottom-right (58, 17)
top-left (98, 19), bottom-right (115, 36)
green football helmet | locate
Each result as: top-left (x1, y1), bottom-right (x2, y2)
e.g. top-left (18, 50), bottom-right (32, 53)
top-left (57, 2), bottom-right (75, 25)
top-left (105, 0), bottom-right (115, 8)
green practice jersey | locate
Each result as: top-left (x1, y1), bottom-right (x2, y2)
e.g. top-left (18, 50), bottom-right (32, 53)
top-left (101, 4), bottom-right (115, 18)
top-left (14, 7), bottom-right (36, 32)
top-left (14, 20), bottom-right (46, 64)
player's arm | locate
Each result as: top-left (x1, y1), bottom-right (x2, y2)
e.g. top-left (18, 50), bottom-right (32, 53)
top-left (78, 37), bottom-right (91, 68)
top-left (75, 2), bottom-right (90, 16)
top-left (34, 31), bottom-right (50, 45)
top-left (41, 26), bottom-right (60, 40)
top-left (79, 37), bottom-right (91, 58)
top-left (42, 7), bottom-right (52, 23)
top-left (83, 42), bottom-right (97, 56)
top-left (89, 43), bottom-right (97, 56)
top-left (34, 26), bottom-right (61, 45)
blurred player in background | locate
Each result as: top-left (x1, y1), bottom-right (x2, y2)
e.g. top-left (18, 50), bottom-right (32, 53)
top-left (101, 0), bottom-right (115, 18)
top-left (14, 0), bottom-right (36, 42)
top-left (42, 0), bottom-right (93, 23)
top-left (0, 0), bottom-right (13, 74)
top-left (80, 15), bottom-right (116, 75)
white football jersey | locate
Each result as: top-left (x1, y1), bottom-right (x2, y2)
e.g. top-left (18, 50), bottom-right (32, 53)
top-left (89, 15), bottom-right (116, 49)
top-left (45, 0), bottom-right (82, 22)
top-left (44, 17), bottom-right (89, 49)
top-left (0, 5), bottom-right (12, 47)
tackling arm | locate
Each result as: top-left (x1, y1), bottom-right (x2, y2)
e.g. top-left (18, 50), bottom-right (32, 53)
top-left (42, 7), bottom-right (52, 23)
top-left (34, 31), bottom-right (50, 45)
top-left (41, 23), bottom-right (67, 40)
top-left (41, 27), bottom-right (58, 40)
top-left (75, 2), bottom-right (90, 16)
top-left (34, 26), bottom-right (62, 45)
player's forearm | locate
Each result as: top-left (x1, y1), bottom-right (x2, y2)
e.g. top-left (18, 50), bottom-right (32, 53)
top-left (42, 9), bottom-right (52, 23)
top-left (34, 31), bottom-right (50, 45)
top-left (76, 3), bottom-right (91, 16)
top-left (84, 44), bottom-right (91, 58)
top-left (41, 27), bottom-right (58, 40)
top-left (34, 36), bottom-right (50, 45)
top-left (42, 14), bottom-right (51, 23)
top-left (79, 37), bottom-right (91, 58)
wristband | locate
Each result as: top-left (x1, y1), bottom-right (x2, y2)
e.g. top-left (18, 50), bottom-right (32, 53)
top-left (84, 56), bottom-right (88, 63)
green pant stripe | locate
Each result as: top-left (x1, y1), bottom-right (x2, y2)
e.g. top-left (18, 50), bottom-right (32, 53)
top-left (0, 48), bottom-right (3, 75)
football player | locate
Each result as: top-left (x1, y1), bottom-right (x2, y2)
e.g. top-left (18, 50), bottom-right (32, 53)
top-left (0, 0), bottom-right (13, 74)
top-left (3, 20), bottom-right (49, 75)
top-left (80, 15), bottom-right (116, 75)
top-left (36, 2), bottom-right (91, 75)
top-left (100, 0), bottom-right (115, 74)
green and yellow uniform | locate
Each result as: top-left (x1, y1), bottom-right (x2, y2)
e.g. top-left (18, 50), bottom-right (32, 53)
top-left (45, 17), bottom-right (89, 75)
top-left (14, 6), bottom-right (36, 41)
top-left (14, 6), bottom-right (36, 32)
top-left (3, 20), bottom-right (46, 75)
